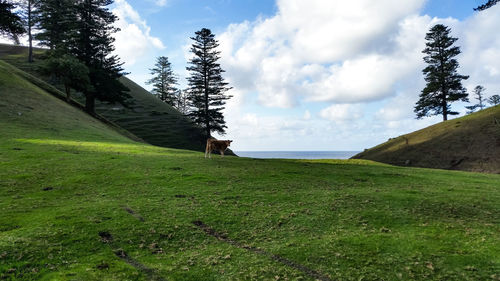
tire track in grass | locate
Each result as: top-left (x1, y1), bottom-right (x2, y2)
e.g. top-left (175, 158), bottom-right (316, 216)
top-left (192, 220), bottom-right (334, 281)
top-left (122, 206), bottom-right (145, 222)
top-left (113, 248), bottom-right (167, 281)
top-left (96, 206), bottom-right (166, 281)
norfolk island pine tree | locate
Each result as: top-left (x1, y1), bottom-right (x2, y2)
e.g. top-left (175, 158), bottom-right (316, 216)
top-left (415, 24), bottom-right (469, 121)
top-left (186, 28), bottom-right (232, 138)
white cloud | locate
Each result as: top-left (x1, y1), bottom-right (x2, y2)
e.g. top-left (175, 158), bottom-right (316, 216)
top-left (319, 104), bottom-right (363, 123)
top-left (113, 0), bottom-right (165, 66)
top-left (155, 0), bottom-right (168, 7)
top-left (219, 0), bottom-right (428, 108)
top-left (303, 110), bottom-right (311, 120)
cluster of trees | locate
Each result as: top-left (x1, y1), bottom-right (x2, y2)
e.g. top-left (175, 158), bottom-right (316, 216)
top-left (0, 0), bottom-right (129, 114)
top-left (147, 28), bottom-right (232, 138)
top-left (415, 24), bottom-right (499, 121)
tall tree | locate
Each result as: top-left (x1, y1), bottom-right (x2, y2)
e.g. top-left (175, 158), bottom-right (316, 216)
top-left (35, 0), bottom-right (74, 52)
top-left (488, 94), bottom-right (500, 106)
top-left (71, 0), bottom-right (129, 114)
top-left (466, 85), bottom-right (487, 113)
top-left (18, 0), bottom-right (40, 62)
top-left (186, 28), bottom-right (232, 138)
top-left (475, 0), bottom-right (499, 10)
top-left (146, 56), bottom-right (178, 106)
top-left (415, 24), bottom-right (469, 121)
top-left (0, 0), bottom-right (25, 44)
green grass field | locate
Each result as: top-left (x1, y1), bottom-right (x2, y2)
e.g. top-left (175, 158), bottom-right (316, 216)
top-left (1, 53), bottom-right (500, 280)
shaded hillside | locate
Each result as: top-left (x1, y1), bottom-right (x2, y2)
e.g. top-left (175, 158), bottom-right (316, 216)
top-left (0, 60), bottom-right (135, 144)
top-left (0, 43), bottom-right (207, 152)
top-left (353, 106), bottom-right (500, 173)
top-left (93, 76), bottom-right (206, 151)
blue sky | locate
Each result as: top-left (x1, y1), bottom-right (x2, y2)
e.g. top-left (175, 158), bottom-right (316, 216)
top-left (3, 0), bottom-right (497, 151)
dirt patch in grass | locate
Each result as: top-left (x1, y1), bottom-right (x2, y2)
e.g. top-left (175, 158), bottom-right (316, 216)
top-left (97, 230), bottom-right (167, 281)
top-left (192, 220), bottom-right (333, 281)
top-left (98, 231), bottom-right (113, 243)
top-left (123, 206), bottom-right (145, 222)
top-left (113, 249), bottom-right (167, 281)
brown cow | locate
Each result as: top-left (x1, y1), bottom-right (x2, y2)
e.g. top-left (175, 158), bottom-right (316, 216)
top-left (205, 138), bottom-right (233, 158)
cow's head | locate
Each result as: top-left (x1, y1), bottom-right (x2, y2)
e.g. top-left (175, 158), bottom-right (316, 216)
top-left (225, 140), bottom-right (233, 146)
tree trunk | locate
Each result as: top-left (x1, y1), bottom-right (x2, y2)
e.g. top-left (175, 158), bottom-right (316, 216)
top-left (442, 102), bottom-right (448, 121)
top-left (85, 92), bottom-right (96, 114)
top-left (28, 0), bottom-right (33, 63)
top-left (204, 61), bottom-right (210, 139)
top-left (65, 84), bottom-right (71, 102)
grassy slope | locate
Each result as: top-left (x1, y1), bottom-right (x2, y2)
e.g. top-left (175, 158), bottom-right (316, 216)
top-left (0, 44), bottom-right (207, 152)
top-left (1, 56), bottom-right (500, 280)
top-left (353, 106), bottom-right (500, 173)
top-left (95, 76), bottom-right (206, 152)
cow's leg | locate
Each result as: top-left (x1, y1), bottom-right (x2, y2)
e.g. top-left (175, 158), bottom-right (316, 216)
top-left (205, 144), bottom-right (208, 158)
top-left (221, 150), bottom-right (225, 157)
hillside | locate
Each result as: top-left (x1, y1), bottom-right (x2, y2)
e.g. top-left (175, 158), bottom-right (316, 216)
top-left (0, 43), bottom-right (207, 152)
top-left (1, 54), bottom-right (500, 280)
top-left (0, 60), bottom-right (137, 144)
top-left (353, 106), bottom-right (500, 173)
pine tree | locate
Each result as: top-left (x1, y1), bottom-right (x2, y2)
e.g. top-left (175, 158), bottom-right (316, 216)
top-left (186, 28), bottom-right (232, 138)
top-left (475, 0), bottom-right (499, 10)
top-left (415, 24), bottom-right (469, 121)
top-left (17, 0), bottom-right (40, 62)
top-left (488, 94), bottom-right (500, 106)
top-left (146, 56), bottom-right (178, 106)
top-left (35, 0), bottom-right (75, 52)
top-left (465, 85), bottom-right (487, 113)
top-left (0, 0), bottom-right (25, 44)
top-left (71, 0), bottom-right (129, 114)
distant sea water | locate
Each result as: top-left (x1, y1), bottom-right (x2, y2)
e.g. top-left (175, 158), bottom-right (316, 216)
top-left (235, 151), bottom-right (361, 160)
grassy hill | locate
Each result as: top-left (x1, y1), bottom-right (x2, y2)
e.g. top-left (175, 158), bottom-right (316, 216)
top-left (353, 106), bottom-right (500, 173)
top-left (0, 43), bottom-right (207, 152)
top-left (1, 54), bottom-right (500, 280)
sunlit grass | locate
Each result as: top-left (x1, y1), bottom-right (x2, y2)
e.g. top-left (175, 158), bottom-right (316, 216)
top-left (15, 138), bottom-right (198, 156)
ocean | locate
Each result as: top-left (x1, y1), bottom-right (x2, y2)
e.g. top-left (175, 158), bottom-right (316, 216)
top-left (234, 151), bottom-right (360, 160)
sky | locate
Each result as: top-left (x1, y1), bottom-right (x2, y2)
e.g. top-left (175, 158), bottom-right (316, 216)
top-left (3, 0), bottom-right (500, 151)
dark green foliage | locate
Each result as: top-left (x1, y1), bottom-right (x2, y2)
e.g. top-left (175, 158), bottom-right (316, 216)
top-left (466, 85), bottom-right (487, 114)
top-left (186, 28), bottom-right (232, 138)
top-left (147, 56), bottom-right (179, 106)
top-left (488, 94), bottom-right (500, 106)
top-left (32, 0), bottom-right (129, 114)
top-left (41, 54), bottom-right (91, 101)
top-left (475, 0), bottom-right (499, 10)
top-left (415, 24), bottom-right (469, 121)
top-left (0, 0), bottom-right (25, 44)
top-left (34, 0), bottom-right (75, 51)
top-left (71, 0), bottom-right (129, 114)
